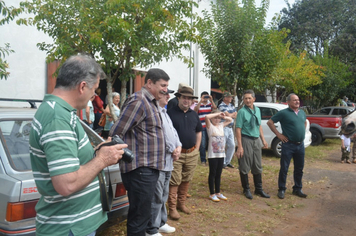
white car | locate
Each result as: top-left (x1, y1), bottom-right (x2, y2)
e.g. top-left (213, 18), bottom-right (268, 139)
top-left (254, 102), bottom-right (312, 158)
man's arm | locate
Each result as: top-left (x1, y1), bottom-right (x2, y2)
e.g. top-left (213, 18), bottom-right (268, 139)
top-left (267, 119), bottom-right (288, 143)
top-left (195, 131), bottom-right (202, 150)
top-left (209, 95), bottom-right (217, 110)
top-left (194, 99), bottom-right (202, 113)
top-left (259, 125), bottom-right (268, 148)
top-left (52, 141), bottom-right (127, 196)
top-left (235, 127), bottom-right (243, 158)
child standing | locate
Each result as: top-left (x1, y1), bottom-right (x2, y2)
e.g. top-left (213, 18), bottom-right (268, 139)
top-left (341, 134), bottom-right (351, 164)
top-left (205, 112), bottom-right (232, 202)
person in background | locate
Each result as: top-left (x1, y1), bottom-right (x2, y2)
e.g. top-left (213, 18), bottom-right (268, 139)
top-left (218, 92), bottom-right (237, 168)
top-left (29, 54), bottom-right (126, 236)
top-left (267, 93), bottom-right (308, 199)
top-left (146, 88), bottom-right (182, 235)
top-left (340, 134), bottom-right (351, 164)
top-left (194, 91), bottom-right (217, 165)
top-left (110, 68), bottom-right (169, 236)
top-left (101, 92), bottom-right (120, 140)
top-left (82, 94), bottom-right (95, 128)
top-left (92, 88), bottom-right (105, 130)
top-left (235, 90), bottom-right (270, 200)
top-left (205, 111), bottom-right (232, 202)
top-left (352, 134), bottom-right (356, 163)
top-left (167, 82), bottom-right (189, 111)
top-left (342, 96), bottom-right (348, 107)
top-left (167, 86), bottom-right (202, 220)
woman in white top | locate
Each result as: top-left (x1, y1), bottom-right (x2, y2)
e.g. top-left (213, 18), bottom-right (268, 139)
top-left (102, 92), bottom-right (120, 139)
top-left (205, 111), bottom-right (232, 202)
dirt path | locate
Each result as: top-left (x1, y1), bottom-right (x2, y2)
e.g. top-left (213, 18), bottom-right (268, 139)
top-left (99, 147), bottom-right (356, 236)
top-left (273, 149), bottom-right (356, 236)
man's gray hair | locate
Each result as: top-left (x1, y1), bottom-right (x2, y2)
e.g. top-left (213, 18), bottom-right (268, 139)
top-left (287, 93), bottom-right (297, 101)
top-left (243, 89), bottom-right (255, 98)
top-left (55, 54), bottom-right (105, 90)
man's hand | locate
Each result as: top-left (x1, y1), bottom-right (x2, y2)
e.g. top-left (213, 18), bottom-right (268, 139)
top-left (95, 137), bottom-right (127, 167)
top-left (235, 146), bottom-right (244, 159)
top-left (262, 140), bottom-right (268, 149)
top-left (277, 133), bottom-right (288, 143)
top-left (172, 146), bottom-right (181, 161)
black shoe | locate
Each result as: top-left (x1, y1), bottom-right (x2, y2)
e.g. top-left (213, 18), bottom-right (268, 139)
top-left (277, 190), bottom-right (285, 199)
top-left (243, 189), bottom-right (253, 199)
top-left (227, 164), bottom-right (234, 168)
top-left (255, 190), bottom-right (270, 198)
top-left (292, 190), bottom-right (307, 198)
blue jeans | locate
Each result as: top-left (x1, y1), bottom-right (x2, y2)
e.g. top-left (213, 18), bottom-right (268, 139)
top-left (199, 129), bottom-right (208, 163)
top-left (122, 167), bottom-right (159, 236)
top-left (223, 127), bottom-right (235, 165)
top-left (147, 171), bottom-right (171, 234)
top-left (278, 142), bottom-right (305, 191)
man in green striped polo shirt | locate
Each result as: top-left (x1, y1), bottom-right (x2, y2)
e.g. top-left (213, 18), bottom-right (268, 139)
top-left (29, 55), bottom-right (127, 236)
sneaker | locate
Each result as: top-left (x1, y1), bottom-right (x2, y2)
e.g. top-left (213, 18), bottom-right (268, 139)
top-left (159, 224), bottom-right (176, 233)
top-left (145, 233), bottom-right (162, 236)
top-left (347, 160), bottom-right (351, 164)
top-left (227, 163), bottom-right (234, 168)
top-left (209, 194), bottom-right (220, 202)
top-left (216, 193), bottom-right (228, 200)
top-left (341, 160), bottom-right (345, 163)
top-left (353, 159), bottom-right (356, 164)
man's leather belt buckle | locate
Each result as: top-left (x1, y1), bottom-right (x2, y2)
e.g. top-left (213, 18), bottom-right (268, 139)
top-left (289, 141), bottom-right (302, 145)
top-left (181, 145), bottom-right (196, 153)
top-left (242, 134), bottom-right (258, 140)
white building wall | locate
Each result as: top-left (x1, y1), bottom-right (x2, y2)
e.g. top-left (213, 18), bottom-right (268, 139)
top-left (0, 0), bottom-right (214, 106)
top-left (0, 0), bottom-right (52, 107)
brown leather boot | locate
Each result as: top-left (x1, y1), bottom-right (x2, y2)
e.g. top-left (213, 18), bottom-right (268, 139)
top-left (168, 185), bottom-right (180, 220)
top-left (177, 181), bottom-right (191, 214)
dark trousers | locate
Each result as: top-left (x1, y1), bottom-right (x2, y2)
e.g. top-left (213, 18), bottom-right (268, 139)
top-left (121, 167), bottom-right (159, 236)
top-left (199, 129), bottom-right (208, 163)
top-left (208, 158), bottom-right (224, 194)
top-left (278, 142), bottom-right (305, 191)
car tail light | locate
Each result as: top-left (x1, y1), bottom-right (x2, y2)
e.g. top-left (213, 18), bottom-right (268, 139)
top-left (115, 183), bottom-right (127, 198)
top-left (6, 200), bottom-right (38, 222)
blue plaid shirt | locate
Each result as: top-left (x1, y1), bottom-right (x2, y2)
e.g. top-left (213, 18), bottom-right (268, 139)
top-left (218, 102), bottom-right (236, 127)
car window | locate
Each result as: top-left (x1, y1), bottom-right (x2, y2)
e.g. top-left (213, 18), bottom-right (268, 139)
top-left (260, 107), bottom-right (278, 120)
top-left (338, 109), bottom-right (347, 116)
top-left (0, 119), bottom-right (102, 172)
top-left (0, 120), bottom-right (32, 171)
top-left (314, 108), bottom-right (331, 115)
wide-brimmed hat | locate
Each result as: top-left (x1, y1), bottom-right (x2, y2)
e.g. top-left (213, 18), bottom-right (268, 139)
top-left (178, 82), bottom-right (189, 91)
top-left (223, 91), bottom-right (233, 97)
top-left (175, 86), bottom-right (198, 99)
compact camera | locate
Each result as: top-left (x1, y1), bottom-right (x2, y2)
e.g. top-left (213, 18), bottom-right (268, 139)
top-left (110, 135), bottom-right (134, 163)
top-left (204, 95), bottom-right (210, 99)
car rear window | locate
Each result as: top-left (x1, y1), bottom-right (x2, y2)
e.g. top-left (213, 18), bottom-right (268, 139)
top-left (0, 120), bottom-right (32, 171)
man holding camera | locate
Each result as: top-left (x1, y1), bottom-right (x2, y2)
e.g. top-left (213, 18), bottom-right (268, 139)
top-left (194, 91), bottom-right (217, 165)
top-left (110, 68), bottom-right (170, 236)
top-left (29, 55), bottom-right (127, 236)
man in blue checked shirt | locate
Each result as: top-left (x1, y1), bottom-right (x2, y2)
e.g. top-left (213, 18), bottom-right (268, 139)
top-left (218, 92), bottom-right (237, 168)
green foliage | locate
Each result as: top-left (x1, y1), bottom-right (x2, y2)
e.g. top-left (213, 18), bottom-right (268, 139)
top-left (309, 52), bottom-right (352, 107)
top-left (278, 0), bottom-right (356, 104)
top-left (196, 0), bottom-right (269, 95)
top-left (18, 0), bottom-right (198, 98)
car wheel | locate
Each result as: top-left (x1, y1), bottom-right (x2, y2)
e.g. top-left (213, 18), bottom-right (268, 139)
top-left (310, 128), bottom-right (322, 146)
top-left (272, 138), bottom-right (282, 158)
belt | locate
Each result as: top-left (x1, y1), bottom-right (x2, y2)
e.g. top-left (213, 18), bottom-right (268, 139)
top-left (288, 141), bottom-right (302, 145)
top-left (181, 145), bottom-right (196, 154)
top-left (241, 134), bottom-right (258, 140)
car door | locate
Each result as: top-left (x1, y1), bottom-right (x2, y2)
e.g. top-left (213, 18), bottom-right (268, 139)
top-left (258, 106), bottom-right (281, 147)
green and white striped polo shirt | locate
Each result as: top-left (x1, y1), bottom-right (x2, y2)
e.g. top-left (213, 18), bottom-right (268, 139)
top-left (29, 94), bottom-right (107, 236)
